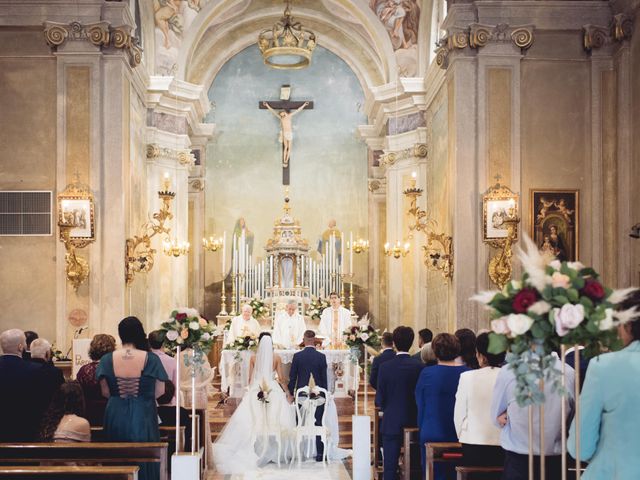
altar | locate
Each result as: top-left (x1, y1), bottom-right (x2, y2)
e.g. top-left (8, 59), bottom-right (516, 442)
top-left (220, 348), bottom-right (359, 398)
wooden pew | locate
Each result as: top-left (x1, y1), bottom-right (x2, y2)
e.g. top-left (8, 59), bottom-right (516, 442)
top-left (402, 427), bottom-right (420, 480)
top-left (0, 465), bottom-right (139, 479)
top-left (455, 466), bottom-right (503, 480)
top-left (373, 407), bottom-right (382, 474)
top-left (0, 442), bottom-right (168, 480)
top-left (425, 442), bottom-right (463, 480)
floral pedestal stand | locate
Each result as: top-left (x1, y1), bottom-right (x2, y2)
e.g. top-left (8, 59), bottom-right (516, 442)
top-left (351, 347), bottom-right (371, 480)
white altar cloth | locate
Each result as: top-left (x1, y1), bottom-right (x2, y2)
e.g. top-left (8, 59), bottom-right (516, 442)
top-left (220, 349), bottom-right (354, 398)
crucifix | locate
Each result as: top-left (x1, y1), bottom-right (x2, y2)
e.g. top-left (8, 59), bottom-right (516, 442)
top-left (259, 85), bottom-right (313, 185)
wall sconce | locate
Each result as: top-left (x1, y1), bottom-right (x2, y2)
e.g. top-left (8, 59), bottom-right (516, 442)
top-left (482, 178), bottom-right (520, 289)
top-left (164, 238), bottom-right (190, 257)
top-left (348, 238), bottom-right (369, 254)
top-left (57, 174), bottom-right (95, 291)
top-left (203, 235), bottom-right (223, 252)
top-left (125, 173), bottom-right (175, 285)
top-left (403, 172), bottom-right (454, 282)
top-left (384, 240), bottom-right (410, 259)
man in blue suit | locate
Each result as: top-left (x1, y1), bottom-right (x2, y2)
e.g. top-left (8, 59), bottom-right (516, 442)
top-left (288, 330), bottom-right (328, 461)
top-left (376, 326), bottom-right (424, 480)
top-left (370, 331), bottom-right (395, 390)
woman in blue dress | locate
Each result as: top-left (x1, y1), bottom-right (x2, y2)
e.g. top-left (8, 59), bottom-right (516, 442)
top-left (97, 317), bottom-right (168, 480)
top-left (415, 333), bottom-right (469, 480)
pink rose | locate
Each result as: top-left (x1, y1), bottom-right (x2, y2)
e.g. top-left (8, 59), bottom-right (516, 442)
top-left (491, 317), bottom-right (510, 335)
top-left (551, 272), bottom-right (571, 289)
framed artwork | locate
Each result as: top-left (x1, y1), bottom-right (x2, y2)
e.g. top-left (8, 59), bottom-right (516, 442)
top-left (57, 179), bottom-right (95, 247)
top-left (530, 189), bottom-right (579, 262)
top-left (483, 183), bottom-right (519, 242)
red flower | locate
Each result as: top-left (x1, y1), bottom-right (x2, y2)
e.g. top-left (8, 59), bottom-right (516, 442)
top-left (582, 280), bottom-right (605, 301)
top-left (512, 289), bottom-right (539, 313)
top-left (351, 326), bottom-right (358, 333)
top-left (175, 313), bottom-right (187, 321)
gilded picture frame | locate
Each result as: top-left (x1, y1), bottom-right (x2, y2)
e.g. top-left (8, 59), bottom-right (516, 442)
top-left (57, 180), bottom-right (95, 247)
top-left (482, 183), bottom-right (519, 242)
top-left (530, 189), bottom-right (579, 262)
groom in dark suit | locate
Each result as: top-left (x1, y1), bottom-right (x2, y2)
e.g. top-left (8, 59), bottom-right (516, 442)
top-left (288, 330), bottom-right (328, 461)
top-left (376, 326), bottom-right (424, 480)
top-left (370, 331), bottom-right (396, 390)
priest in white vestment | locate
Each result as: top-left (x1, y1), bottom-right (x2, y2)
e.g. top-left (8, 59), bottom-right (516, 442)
top-left (225, 304), bottom-right (261, 346)
top-left (272, 300), bottom-right (306, 349)
top-left (319, 292), bottom-right (353, 347)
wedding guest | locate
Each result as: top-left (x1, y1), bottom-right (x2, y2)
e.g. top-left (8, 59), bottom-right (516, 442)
top-left (454, 333), bottom-right (505, 469)
top-left (0, 328), bottom-right (40, 441)
top-left (30, 338), bottom-right (65, 427)
top-left (420, 342), bottom-right (437, 366)
top-left (39, 381), bottom-right (90, 442)
top-left (415, 333), bottom-right (469, 479)
top-left (97, 317), bottom-right (168, 480)
top-left (376, 326), bottom-right (423, 480)
top-left (412, 328), bottom-right (433, 363)
top-left (455, 328), bottom-right (480, 369)
top-left (370, 332), bottom-right (395, 390)
top-left (491, 350), bottom-right (574, 479)
top-left (568, 290), bottom-right (640, 479)
top-left (22, 330), bottom-right (38, 360)
top-left (76, 334), bottom-right (116, 426)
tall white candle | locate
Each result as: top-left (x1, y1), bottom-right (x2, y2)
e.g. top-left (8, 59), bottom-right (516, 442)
top-left (350, 231), bottom-right (354, 275)
top-left (341, 235), bottom-right (345, 275)
top-left (222, 231), bottom-right (227, 276)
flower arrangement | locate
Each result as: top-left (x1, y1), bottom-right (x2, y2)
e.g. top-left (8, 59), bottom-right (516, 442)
top-left (50, 343), bottom-right (69, 362)
top-left (257, 379), bottom-right (271, 404)
top-left (224, 334), bottom-right (259, 351)
top-left (473, 236), bottom-right (636, 406)
top-left (308, 296), bottom-right (329, 320)
top-left (160, 307), bottom-right (217, 353)
top-left (248, 297), bottom-right (269, 320)
top-left (343, 313), bottom-right (381, 348)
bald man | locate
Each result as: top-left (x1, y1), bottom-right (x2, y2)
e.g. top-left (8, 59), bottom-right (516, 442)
top-left (226, 304), bottom-right (261, 346)
top-left (0, 329), bottom-right (40, 441)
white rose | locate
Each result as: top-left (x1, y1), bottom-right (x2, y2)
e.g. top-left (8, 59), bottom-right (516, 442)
top-left (491, 317), bottom-right (510, 335)
top-left (201, 332), bottom-right (211, 341)
top-left (166, 330), bottom-right (179, 341)
top-left (360, 333), bottom-right (370, 342)
top-left (549, 260), bottom-right (562, 271)
top-left (189, 321), bottom-right (200, 331)
top-left (599, 308), bottom-right (614, 331)
top-left (176, 337), bottom-right (184, 344)
top-left (551, 272), bottom-right (571, 289)
top-left (506, 314), bottom-right (534, 336)
top-left (185, 308), bottom-right (200, 317)
top-left (554, 303), bottom-right (585, 336)
top-left (528, 300), bottom-right (551, 316)
top-left (510, 280), bottom-right (522, 290)
top-left (567, 261), bottom-right (585, 271)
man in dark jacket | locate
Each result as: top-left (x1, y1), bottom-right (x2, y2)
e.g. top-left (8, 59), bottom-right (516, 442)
top-left (376, 326), bottom-right (424, 480)
top-left (370, 331), bottom-right (395, 390)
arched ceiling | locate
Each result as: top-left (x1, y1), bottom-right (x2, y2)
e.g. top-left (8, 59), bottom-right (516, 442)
top-left (174, 0), bottom-right (402, 95)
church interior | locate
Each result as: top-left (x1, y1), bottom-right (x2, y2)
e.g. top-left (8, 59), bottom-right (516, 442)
top-left (0, 0), bottom-right (639, 478)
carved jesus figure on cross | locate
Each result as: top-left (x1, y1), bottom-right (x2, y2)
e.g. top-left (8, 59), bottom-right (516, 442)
top-left (262, 100), bottom-right (309, 168)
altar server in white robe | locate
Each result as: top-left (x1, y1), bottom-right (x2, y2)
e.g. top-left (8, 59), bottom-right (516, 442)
top-left (226, 304), bottom-right (261, 346)
top-left (272, 300), bottom-right (306, 349)
top-left (319, 292), bottom-right (354, 347)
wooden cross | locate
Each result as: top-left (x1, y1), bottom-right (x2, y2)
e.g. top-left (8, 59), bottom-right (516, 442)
top-left (259, 85), bottom-right (313, 185)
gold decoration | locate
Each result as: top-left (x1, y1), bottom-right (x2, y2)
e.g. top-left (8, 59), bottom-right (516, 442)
top-left (403, 175), bottom-right (454, 282)
top-left (57, 174), bottom-right (96, 248)
top-left (125, 180), bottom-right (175, 285)
top-left (384, 240), bottom-right (410, 259)
top-left (348, 238), bottom-right (369, 254)
top-left (511, 27), bottom-right (534, 49)
top-left (368, 179), bottom-right (382, 192)
top-left (147, 144), bottom-right (195, 166)
top-left (203, 236), bottom-right (223, 252)
top-left (379, 144), bottom-right (427, 167)
top-left (583, 25), bottom-right (610, 51)
top-left (612, 14), bottom-right (634, 42)
top-left (59, 222), bottom-right (90, 292)
top-left (258, 1), bottom-right (317, 70)
top-left (488, 216), bottom-right (519, 290)
top-left (470, 25), bottom-right (491, 48)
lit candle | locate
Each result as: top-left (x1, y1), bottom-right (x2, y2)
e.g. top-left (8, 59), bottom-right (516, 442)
top-left (350, 231), bottom-right (354, 275)
top-left (163, 172), bottom-right (171, 191)
top-left (411, 171), bottom-right (417, 188)
top-left (222, 231), bottom-right (226, 275)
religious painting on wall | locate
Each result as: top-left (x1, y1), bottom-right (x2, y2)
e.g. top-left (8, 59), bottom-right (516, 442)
top-left (530, 189), bottom-right (579, 262)
top-left (482, 183), bottom-right (519, 242)
top-left (57, 180), bottom-right (95, 244)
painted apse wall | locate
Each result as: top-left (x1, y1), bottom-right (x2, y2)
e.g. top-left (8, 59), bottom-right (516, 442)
top-left (203, 46), bottom-right (369, 320)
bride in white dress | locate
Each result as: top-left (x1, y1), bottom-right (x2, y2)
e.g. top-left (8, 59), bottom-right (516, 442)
top-left (212, 333), bottom-right (295, 474)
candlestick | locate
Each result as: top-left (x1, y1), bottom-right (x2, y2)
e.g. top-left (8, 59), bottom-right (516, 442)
top-left (222, 231), bottom-right (226, 275)
top-left (162, 172), bottom-right (171, 191)
top-left (230, 273), bottom-right (237, 316)
top-left (349, 231), bottom-right (354, 275)
top-left (349, 280), bottom-right (355, 313)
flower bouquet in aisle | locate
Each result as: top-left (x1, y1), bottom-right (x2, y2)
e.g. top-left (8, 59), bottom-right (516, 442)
top-left (308, 296), bottom-right (329, 320)
top-left (473, 235), bottom-right (637, 406)
top-left (248, 296), bottom-right (269, 320)
top-left (159, 307), bottom-right (219, 354)
top-left (343, 313), bottom-right (382, 349)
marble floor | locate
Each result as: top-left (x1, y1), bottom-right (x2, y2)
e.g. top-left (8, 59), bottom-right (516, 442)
top-left (205, 459), bottom-right (353, 479)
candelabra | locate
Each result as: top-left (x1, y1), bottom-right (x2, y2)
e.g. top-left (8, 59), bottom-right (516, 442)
top-left (403, 173), bottom-right (454, 281)
top-left (339, 273), bottom-right (347, 306)
top-left (230, 273), bottom-right (237, 316)
top-left (163, 238), bottom-right (190, 257)
top-left (384, 240), bottom-right (410, 259)
top-left (203, 236), bottom-right (223, 252)
top-left (220, 280), bottom-right (228, 316)
top-left (348, 273), bottom-right (355, 314)
top-left (125, 176), bottom-right (175, 285)
top-left (59, 221), bottom-right (89, 291)
top-left (348, 238), bottom-right (369, 254)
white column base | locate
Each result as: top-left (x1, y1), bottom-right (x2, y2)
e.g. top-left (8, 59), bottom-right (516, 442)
top-left (352, 415), bottom-right (372, 480)
top-left (171, 451), bottom-right (202, 480)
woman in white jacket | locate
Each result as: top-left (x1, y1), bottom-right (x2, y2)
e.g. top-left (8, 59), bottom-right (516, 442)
top-left (453, 332), bottom-right (505, 468)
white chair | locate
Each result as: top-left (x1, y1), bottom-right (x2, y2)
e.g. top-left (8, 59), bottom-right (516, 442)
top-left (249, 389), bottom-right (284, 467)
top-left (293, 385), bottom-right (329, 463)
